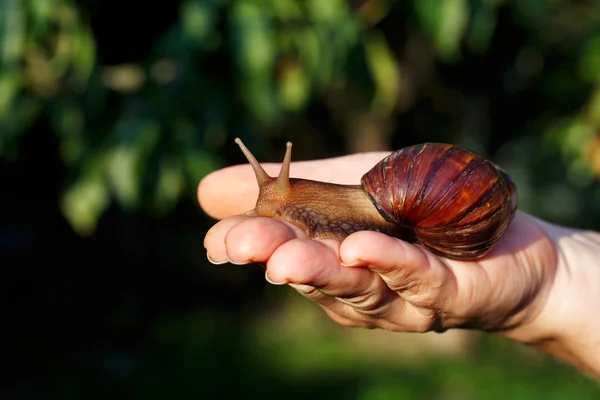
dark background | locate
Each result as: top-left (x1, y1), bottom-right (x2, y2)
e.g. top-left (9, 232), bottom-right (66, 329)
top-left (2, 0), bottom-right (600, 398)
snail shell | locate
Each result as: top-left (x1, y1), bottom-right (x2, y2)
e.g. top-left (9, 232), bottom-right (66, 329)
top-left (361, 143), bottom-right (518, 260)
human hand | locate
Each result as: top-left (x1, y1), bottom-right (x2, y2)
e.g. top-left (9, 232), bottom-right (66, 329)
top-left (199, 150), bottom-right (600, 377)
top-left (199, 151), bottom-right (555, 334)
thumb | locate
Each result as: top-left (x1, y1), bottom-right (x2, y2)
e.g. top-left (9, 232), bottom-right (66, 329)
top-left (339, 231), bottom-right (458, 309)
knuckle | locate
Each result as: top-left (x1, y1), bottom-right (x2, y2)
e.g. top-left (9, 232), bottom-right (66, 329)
top-left (323, 307), bottom-right (372, 329)
top-left (377, 306), bottom-right (440, 333)
top-left (338, 292), bottom-right (385, 315)
top-left (335, 279), bottom-right (391, 318)
top-left (336, 317), bottom-right (364, 328)
top-left (412, 318), bottom-right (436, 333)
top-left (290, 283), bottom-right (321, 297)
top-left (384, 276), bottom-right (421, 294)
top-left (408, 290), bottom-right (445, 309)
top-left (412, 310), bottom-right (440, 333)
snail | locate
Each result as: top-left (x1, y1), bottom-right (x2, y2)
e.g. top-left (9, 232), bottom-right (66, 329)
top-left (234, 138), bottom-right (518, 260)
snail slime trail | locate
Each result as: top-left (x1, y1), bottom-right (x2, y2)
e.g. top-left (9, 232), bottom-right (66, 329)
top-left (234, 139), bottom-right (518, 261)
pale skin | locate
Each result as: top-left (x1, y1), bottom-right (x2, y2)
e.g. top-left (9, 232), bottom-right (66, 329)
top-left (199, 151), bottom-right (600, 380)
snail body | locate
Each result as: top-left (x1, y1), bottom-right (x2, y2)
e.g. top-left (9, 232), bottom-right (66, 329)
top-left (234, 138), bottom-right (518, 261)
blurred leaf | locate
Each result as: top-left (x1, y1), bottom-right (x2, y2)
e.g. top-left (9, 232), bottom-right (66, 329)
top-left (69, 16), bottom-right (96, 89)
top-left (231, 1), bottom-right (275, 76)
top-left (271, 0), bottom-right (303, 19)
top-left (547, 117), bottom-right (594, 159)
top-left (60, 153), bottom-right (110, 236)
top-left (182, 147), bottom-right (220, 187)
top-left (107, 144), bottom-right (142, 211)
top-left (174, 117), bottom-right (223, 186)
top-left (153, 155), bottom-right (185, 215)
top-left (0, 95), bottom-right (40, 156)
top-left (0, 0), bottom-right (25, 68)
top-left (579, 34), bottom-right (600, 83)
top-left (466, 0), bottom-right (497, 54)
top-left (437, 0), bottom-right (468, 61)
top-left (230, 0), bottom-right (278, 121)
top-left (295, 30), bottom-right (322, 81)
top-left (588, 86), bottom-right (600, 126)
top-left (243, 77), bottom-right (279, 122)
top-left (355, 0), bottom-right (394, 27)
top-left (543, 116), bottom-right (598, 192)
top-left (51, 99), bottom-right (85, 164)
top-left (108, 118), bottom-right (161, 211)
top-left (28, 0), bottom-right (55, 34)
top-left (307, 0), bottom-right (348, 22)
top-left (364, 31), bottom-right (400, 114)
top-left (415, 0), bottom-right (443, 37)
top-left (0, 69), bottom-right (22, 117)
top-left (415, 0), bottom-right (468, 62)
top-left (48, 3), bottom-right (78, 78)
top-left (181, 0), bottom-right (219, 49)
top-left (278, 61), bottom-right (310, 110)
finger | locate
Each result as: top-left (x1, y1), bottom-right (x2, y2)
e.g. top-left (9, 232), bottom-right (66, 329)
top-left (204, 215), bottom-right (249, 264)
top-left (267, 238), bottom-right (404, 319)
top-left (222, 217), bottom-right (304, 265)
top-left (340, 231), bottom-right (457, 308)
top-left (198, 152), bottom-right (389, 220)
top-left (267, 238), bottom-right (376, 291)
top-left (198, 165), bottom-right (268, 220)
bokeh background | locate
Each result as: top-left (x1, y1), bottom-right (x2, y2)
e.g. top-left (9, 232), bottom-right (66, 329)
top-left (3, 0), bottom-right (600, 398)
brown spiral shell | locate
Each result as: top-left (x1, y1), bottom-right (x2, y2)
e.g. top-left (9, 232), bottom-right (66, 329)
top-left (361, 143), bottom-right (518, 260)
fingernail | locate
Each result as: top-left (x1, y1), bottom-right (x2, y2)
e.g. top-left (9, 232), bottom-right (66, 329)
top-left (289, 283), bottom-right (315, 292)
top-left (340, 260), bottom-right (360, 267)
top-left (265, 271), bottom-right (287, 285)
top-left (226, 254), bottom-right (250, 266)
top-left (207, 252), bottom-right (228, 265)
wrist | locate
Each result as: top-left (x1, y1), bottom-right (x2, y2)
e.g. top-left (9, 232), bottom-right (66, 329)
top-left (505, 218), bottom-right (600, 378)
